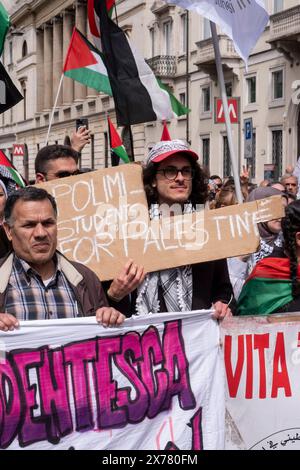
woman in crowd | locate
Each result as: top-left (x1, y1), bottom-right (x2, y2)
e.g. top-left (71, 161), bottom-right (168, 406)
top-left (106, 140), bottom-right (233, 319)
top-left (238, 200), bottom-right (300, 315)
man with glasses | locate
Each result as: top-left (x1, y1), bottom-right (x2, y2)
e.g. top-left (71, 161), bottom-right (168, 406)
top-left (35, 145), bottom-right (80, 183)
top-left (106, 140), bottom-right (233, 320)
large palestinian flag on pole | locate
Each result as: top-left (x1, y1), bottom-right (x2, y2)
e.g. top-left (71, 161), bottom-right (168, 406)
top-left (63, 28), bottom-right (112, 96)
top-left (0, 149), bottom-right (26, 187)
top-left (108, 117), bottom-right (130, 165)
top-left (90, 0), bottom-right (190, 126)
top-left (237, 257), bottom-right (296, 316)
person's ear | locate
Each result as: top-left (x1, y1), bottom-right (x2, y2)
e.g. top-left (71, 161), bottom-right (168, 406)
top-left (35, 173), bottom-right (46, 183)
top-left (3, 222), bottom-right (12, 241)
top-left (296, 232), bottom-right (300, 248)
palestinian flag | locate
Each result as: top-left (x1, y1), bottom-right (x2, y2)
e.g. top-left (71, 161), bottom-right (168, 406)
top-left (161, 121), bottom-right (171, 141)
top-left (63, 28), bottom-right (112, 96)
top-left (0, 150), bottom-right (26, 187)
top-left (237, 257), bottom-right (297, 316)
top-left (96, 0), bottom-right (190, 126)
top-left (0, 2), bottom-right (9, 55)
top-left (88, 0), bottom-right (115, 51)
top-left (108, 117), bottom-right (130, 165)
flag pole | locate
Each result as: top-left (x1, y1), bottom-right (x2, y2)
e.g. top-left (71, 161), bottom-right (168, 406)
top-left (45, 74), bottom-right (64, 146)
top-left (210, 21), bottom-right (243, 204)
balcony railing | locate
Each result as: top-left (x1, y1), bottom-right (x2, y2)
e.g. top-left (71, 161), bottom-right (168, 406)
top-left (195, 36), bottom-right (239, 65)
top-left (146, 55), bottom-right (177, 77)
top-left (269, 5), bottom-right (300, 41)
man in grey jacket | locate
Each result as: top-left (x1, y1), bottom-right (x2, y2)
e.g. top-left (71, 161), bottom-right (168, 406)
top-left (0, 186), bottom-right (125, 331)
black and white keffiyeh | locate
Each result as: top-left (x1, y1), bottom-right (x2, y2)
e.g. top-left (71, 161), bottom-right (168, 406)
top-left (135, 203), bottom-right (193, 316)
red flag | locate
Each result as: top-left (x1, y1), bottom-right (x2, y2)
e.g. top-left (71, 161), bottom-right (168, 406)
top-left (161, 121), bottom-right (171, 141)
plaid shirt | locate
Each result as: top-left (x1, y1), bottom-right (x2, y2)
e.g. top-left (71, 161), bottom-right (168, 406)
top-left (5, 255), bottom-right (81, 320)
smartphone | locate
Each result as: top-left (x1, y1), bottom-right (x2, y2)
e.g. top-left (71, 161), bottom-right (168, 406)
top-left (76, 118), bottom-right (89, 131)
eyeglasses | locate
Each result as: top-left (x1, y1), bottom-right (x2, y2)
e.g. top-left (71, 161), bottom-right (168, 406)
top-left (156, 167), bottom-right (194, 181)
top-left (52, 170), bottom-right (80, 179)
top-left (286, 183), bottom-right (297, 187)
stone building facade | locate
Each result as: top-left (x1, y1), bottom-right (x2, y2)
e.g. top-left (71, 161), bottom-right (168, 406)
top-left (0, 0), bottom-right (300, 182)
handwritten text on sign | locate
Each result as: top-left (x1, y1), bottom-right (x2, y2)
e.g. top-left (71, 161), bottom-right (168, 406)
top-left (37, 165), bottom-right (284, 280)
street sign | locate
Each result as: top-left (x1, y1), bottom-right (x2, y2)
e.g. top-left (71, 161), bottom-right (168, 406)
top-left (215, 98), bottom-right (239, 123)
top-left (244, 118), bottom-right (253, 160)
top-left (13, 144), bottom-right (25, 158)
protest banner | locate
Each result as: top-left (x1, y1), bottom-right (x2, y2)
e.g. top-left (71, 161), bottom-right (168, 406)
top-left (0, 310), bottom-right (224, 450)
top-left (221, 314), bottom-right (300, 450)
top-left (37, 165), bottom-right (284, 281)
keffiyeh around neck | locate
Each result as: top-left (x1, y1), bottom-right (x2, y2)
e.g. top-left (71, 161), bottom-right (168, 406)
top-left (135, 202), bottom-right (193, 316)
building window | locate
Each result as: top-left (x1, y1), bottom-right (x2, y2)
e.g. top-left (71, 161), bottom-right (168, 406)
top-left (202, 138), bottom-right (210, 169)
top-left (23, 87), bottom-right (27, 121)
top-left (246, 76), bottom-right (256, 104)
top-left (223, 136), bottom-right (231, 178)
top-left (150, 28), bottom-right (155, 58)
top-left (104, 131), bottom-right (109, 168)
top-left (9, 41), bottom-right (13, 64)
top-left (179, 92), bottom-right (186, 107)
top-left (274, 0), bottom-right (283, 13)
top-left (272, 129), bottom-right (283, 179)
top-left (251, 131), bottom-right (256, 179)
top-left (163, 21), bottom-right (172, 55)
top-left (181, 14), bottom-right (187, 54)
top-left (22, 41), bottom-right (28, 58)
top-left (203, 18), bottom-right (211, 40)
top-left (91, 134), bottom-right (95, 169)
top-left (272, 70), bottom-right (283, 100)
top-left (225, 82), bottom-right (232, 97)
top-left (202, 86), bottom-right (211, 113)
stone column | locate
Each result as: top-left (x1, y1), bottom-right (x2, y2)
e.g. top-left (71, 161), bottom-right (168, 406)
top-left (52, 17), bottom-right (63, 107)
top-left (43, 23), bottom-right (53, 110)
top-left (75, 1), bottom-right (87, 100)
top-left (63, 10), bottom-right (74, 104)
top-left (36, 28), bottom-right (44, 112)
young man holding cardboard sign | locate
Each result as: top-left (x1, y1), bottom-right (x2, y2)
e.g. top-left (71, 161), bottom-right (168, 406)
top-left (107, 140), bottom-right (233, 319)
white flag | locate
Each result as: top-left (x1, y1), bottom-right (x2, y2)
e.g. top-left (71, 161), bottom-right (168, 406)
top-left (166, 0), bottom-right (269, 65)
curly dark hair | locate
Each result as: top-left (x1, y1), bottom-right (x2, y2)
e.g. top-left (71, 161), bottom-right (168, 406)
top-left (143, 157), bottom-right (208, 207)
top-left (281, 200), bottom-right (300, 299)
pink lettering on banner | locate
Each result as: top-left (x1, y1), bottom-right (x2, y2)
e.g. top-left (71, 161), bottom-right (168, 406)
top-left (0, 320), bottom-right (196, 449)
top-left (0, 355), bottom-right (22, 448)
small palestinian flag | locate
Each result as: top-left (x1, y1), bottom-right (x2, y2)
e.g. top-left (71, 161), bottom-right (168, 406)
top-left (63, 28), bottom-right (112, 96)
top-left (108, 117), bottom-right (130, 165)
top-left (0, 150), bottom-right (26, 187)
top-left (161, 121), bottom-right (171, 141)
top-left (237, 257), bottom-right (296, 316)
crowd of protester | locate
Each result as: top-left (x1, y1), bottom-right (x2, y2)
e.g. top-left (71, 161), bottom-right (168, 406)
top-left (0, 134), bottom-right (300, 332)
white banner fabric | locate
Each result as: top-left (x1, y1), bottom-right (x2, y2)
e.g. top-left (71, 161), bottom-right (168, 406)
top-left (221, 315), bottom-right (300, 450)
top-left (166, 0), bottom-right (269, 64)
top-left (0, 310), bottom-right (225, 450)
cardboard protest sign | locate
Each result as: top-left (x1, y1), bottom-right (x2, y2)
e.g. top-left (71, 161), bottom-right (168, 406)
top-left (37, 165), bottom-right (284, 280)
top-left (0, 311), bottom-right (224, 450)
top-left (221, 315), bottom-right (300, 450)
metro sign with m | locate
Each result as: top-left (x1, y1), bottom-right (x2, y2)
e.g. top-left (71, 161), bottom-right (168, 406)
top-left (215, 98), bottom-right (239, 124)
top-left (13, 144), bottom-right (25, 157)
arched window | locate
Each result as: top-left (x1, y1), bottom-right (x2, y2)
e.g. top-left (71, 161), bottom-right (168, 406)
top-left (22, 40), bottom-right (28, 58)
